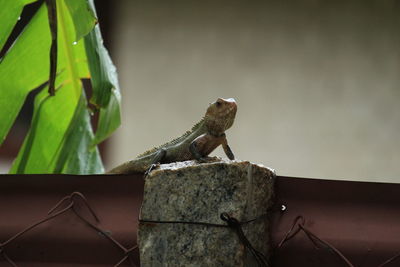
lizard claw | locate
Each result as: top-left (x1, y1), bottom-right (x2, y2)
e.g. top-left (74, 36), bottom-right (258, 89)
top-left (197, 157), bottom-right (209, 163)
top-left (144, 163), bottom-right (159, 177)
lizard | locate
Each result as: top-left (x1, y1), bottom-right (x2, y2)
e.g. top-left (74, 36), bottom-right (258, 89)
top-left (107, 97), bottom-right (237, 174)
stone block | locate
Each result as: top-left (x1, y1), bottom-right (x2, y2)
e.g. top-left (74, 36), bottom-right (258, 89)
top-left (138, 158), bottom-right (275, 267)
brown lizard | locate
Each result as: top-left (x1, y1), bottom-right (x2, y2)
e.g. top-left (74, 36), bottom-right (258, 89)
top-left (107, 98), bottom-right (237, 174)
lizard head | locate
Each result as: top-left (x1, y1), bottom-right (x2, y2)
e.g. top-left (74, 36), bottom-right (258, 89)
top-left (204, 98), bottom-right (237, 136)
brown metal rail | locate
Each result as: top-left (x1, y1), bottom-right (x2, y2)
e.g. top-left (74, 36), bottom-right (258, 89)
top-left (271, 176), bottom-right (400, 267)
top-left (0, 174), bottom-right (399, 266)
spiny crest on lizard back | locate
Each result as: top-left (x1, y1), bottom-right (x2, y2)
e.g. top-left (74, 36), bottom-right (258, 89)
top-left (135, 98), bottom-right (237, 158)
top-left (136, 118), bottom-right (205, 158)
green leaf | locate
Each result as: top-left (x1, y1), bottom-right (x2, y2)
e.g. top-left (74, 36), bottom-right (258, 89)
top-left (63, 0), bottom-right (97, 41)
top-left (3, 0), bottom-right (121, 174)
top-left (0, 2), bottom-right (89, 145)
top-left (93, 89), bottom-right (121, 146)
top-left (0, 0), bottom-right (39, 50)
top-left (52, 91), bottom-right (103, 174)
top-left (0, 3), bottom-right (51, 144)
top-left (10, 80), bottom-right (80, 173)
top-left (9, 0), bottom-right (103, 174)
top-left (83, 0), bottom-right (121, 146)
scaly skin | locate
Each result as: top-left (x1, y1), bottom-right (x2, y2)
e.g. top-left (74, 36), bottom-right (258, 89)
top-left (107, 98), bottom-right (237, 174)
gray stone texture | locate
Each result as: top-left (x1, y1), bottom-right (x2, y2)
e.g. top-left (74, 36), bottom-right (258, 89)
top-left (138, 158), bottom-right (275, 267)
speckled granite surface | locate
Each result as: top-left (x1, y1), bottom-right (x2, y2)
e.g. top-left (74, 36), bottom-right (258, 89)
top-left (138, 158), bottom-right (275, 267)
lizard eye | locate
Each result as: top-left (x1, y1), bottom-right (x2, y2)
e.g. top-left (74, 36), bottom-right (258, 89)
top-left (216, 101), bottom-right (222, 108)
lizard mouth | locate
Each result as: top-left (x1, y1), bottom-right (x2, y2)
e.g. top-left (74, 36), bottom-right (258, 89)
top-left (221, 98), bottom-right (237, 117)
top-left (218, 98), bottom-right (236, 112)
top-left (219, 98), bottom-right (237, 130)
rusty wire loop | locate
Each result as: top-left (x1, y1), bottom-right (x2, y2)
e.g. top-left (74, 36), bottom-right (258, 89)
top-left (276, 215), bottom-right (355, 267)
top-left (72, 207), bottom-right (138, 266)
top-left (0, 191), bottom-right (138, 267)
top-left (276, 215), bottom-right (400, 267)
top-left (277, 215), bottom-right (356, 267)
top-left (1, 201), bottom-right (73, 248)
top-left (47, 192), bottom-right (100, 222)
top-left (274, 209), bottom-right (400, 267)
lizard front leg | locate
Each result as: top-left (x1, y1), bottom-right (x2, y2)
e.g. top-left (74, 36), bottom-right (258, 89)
top-left (189, 133), bottom-right (234, 161)
top-left (189, 138), bottom-right (205, 161)
top-left (221, 134), bottom-right (235, 160)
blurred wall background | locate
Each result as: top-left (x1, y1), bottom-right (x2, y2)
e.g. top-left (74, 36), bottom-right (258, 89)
top-left (107, 0), bottom-right (400, 182)
top-left (2, 0), bottom-right (398, 182)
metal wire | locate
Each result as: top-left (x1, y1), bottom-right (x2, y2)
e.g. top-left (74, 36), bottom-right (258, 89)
top-left (0, 191), bottom-right (138, 267)
top-left (1, 192), bottom-right (398, 267)
top-left (276, 214), bottom-right (400, 267)
top-left (276, 215), bottom-right (355, 267)
top-left (140, 212), bottom-right (270, 267)
top-left (377, 252), bottom-right (400, 267)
